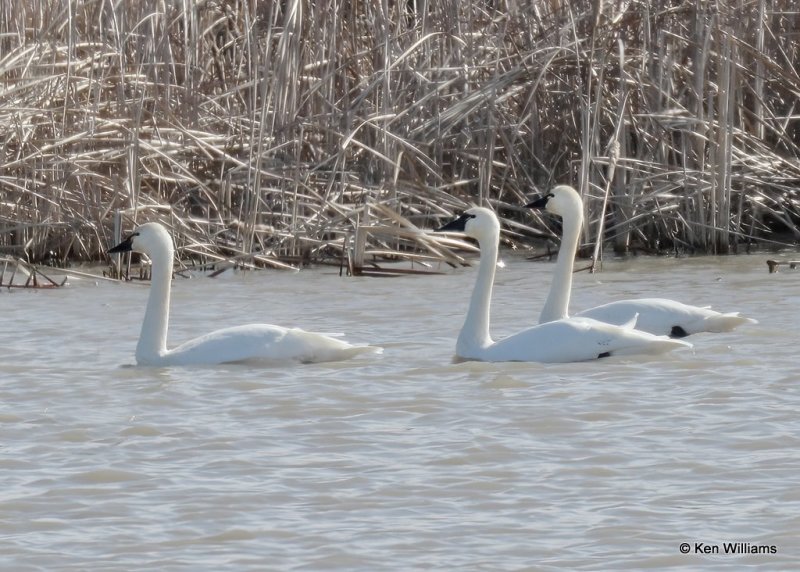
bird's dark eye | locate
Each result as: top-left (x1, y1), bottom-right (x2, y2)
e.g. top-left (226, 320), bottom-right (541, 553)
top-left (465, 213), bottom-right (477, 219)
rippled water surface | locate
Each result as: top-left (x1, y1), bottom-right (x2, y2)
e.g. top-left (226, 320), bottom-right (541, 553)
top-left (2, 253), bottom-right (798, 571)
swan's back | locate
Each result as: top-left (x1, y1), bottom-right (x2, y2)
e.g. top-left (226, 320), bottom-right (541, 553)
top-left (141, 324), bottom-right (381, 366)
top-left (574, 298), bottom-right (757, 337)
top-left (468, 317), bottom-right (690, 363)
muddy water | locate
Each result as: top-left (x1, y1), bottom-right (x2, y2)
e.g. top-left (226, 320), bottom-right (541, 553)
top-left (1, 253), bottom-right (797, 570)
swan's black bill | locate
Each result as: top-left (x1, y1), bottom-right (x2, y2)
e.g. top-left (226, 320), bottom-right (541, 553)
top-left (525, 193), bottom-right (552, 209)
top-left (108, 235), bottom-right (134, 254)
top-left (435, 213), bottom-right (475, 233)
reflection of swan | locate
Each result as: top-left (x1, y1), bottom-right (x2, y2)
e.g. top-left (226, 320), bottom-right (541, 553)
top-left (434, 208), bottom-right (691, 362)
top-left (108, 222), bottom-right (381, 366)
top-left (527, 185), bottom-right (757, 337)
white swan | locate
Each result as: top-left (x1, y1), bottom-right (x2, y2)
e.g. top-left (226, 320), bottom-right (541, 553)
top-left (434, 207), bottom-right (691, 362)
top-left (108, 222), bottom-right (381, 366)
top-left (526, 185), bottom-right (757, 337)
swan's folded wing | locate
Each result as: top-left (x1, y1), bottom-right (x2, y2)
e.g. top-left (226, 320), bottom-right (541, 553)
top-left (484, 318), bottom-right (690, 363)
top-left (164, 324), bottom-right (292, 365)
top-left (575, 298), bottom-right (756, 337)
top-left (163, 325), bottom-right (380, 365)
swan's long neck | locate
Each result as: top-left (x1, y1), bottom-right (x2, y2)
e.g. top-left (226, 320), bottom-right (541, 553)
top-left (458, 233), bottom-right (497, 355)
top-left (540, 206), bottom-right (583, 323)
top-left (136, 247), bottom-right (172, 363)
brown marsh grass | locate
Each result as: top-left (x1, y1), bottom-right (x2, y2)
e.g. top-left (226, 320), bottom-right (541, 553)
top-left (1, 0), bottom-right (799, 271)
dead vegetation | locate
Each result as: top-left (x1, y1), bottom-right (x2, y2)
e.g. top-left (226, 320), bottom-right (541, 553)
top-left (1, 0), bottom-right (799, 273)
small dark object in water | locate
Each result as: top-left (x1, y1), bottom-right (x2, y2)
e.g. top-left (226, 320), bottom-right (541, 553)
top-left (766, 259), bottom-right (799, 274)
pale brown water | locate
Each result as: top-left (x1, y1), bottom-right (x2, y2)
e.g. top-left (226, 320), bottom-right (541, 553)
top-left (1, 253), bottom-right (797, 571)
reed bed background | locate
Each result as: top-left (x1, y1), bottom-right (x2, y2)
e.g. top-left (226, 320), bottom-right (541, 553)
top-left (2, 0), bottom-right (799, 271)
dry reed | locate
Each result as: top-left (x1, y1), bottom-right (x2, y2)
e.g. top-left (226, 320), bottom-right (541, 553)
top-left (1, 0), bottom-right (799, 271)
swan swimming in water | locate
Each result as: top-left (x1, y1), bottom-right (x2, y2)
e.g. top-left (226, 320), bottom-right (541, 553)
top-left (108, 222), bottom-right (381, 366)
top-left (434, 207), bottom-right (691, 362)
top-left (526, 185), bottom-right (757, 337)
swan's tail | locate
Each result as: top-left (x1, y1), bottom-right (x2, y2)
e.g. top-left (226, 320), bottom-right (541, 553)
top-left (340, 344), bottom-right (384, 358)
top-left (283, 328), bottom-right (383, 363)
top-left (703, 312), bottom-right (758, 333)
top-left (307, 343), bottom-right (383, 363)
top-left (612, 333), bottom-right (693, 356)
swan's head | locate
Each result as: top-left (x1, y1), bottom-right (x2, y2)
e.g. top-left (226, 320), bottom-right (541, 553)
top-left (434, 207), bottom-right (500, 243)
top-left (108, 222), bottom-right (174, 258)
top-left (525, 184), bottom-right (582, 218)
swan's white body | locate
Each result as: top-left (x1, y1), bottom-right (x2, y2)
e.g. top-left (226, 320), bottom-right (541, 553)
top-left (435, 208), bottom-right (690, 363)
top-left (575, 298), bottom-right (753, 337)
top-left (108, 222), bottom-right (380, 366)
top-left (527, 185), bottom-right (757, 337)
